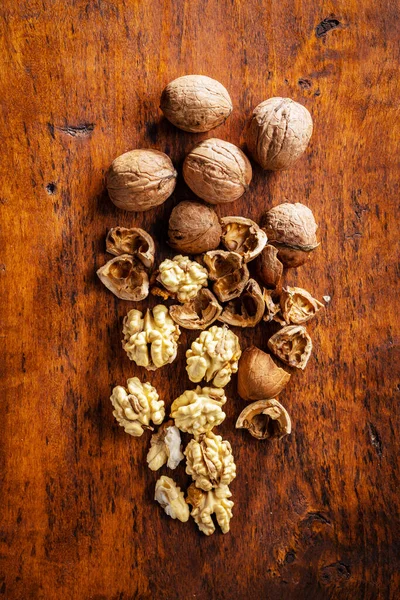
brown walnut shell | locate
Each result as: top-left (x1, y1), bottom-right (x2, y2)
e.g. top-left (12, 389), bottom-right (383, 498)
top-left (168, 201), bottom-right (222, 254)
top-left (236, 399), bottom-right (291, 440)
top-left (169, 289), bottom-right (222, 330)
top-left (106, 227), bottom-right (155, 268)
top-left (280, 286), bottom-right (324, 324)
top-left (254, 245), bottom-right (283, 290)
top-left (219, 279), bottom-right (264, 328)
top-left (221, 216), bottom-right (267, 262)
top-left (263, 289), bottom-right (286, 326)
top-left (203, 250), bottom-right (249, 303)
top-left (268, 325), bottom-right (312, 370)
top-left (97, 255), bottom-right (149, 301)
top-left (237, 346), bottom-right (291, 401)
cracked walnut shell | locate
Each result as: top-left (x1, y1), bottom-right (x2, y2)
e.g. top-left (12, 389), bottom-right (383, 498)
top-left (254, 245), bottom-right (283, 290)
top-left (169, 288), bottom-right (222, 330)
top-left (97, 255), bottom-right (149, 301)
top-left (268, 325), bottom-right (312, 370)
top-left (110, 377), bottom-right (165, 437)
top-left (185, 431), bottom-right (236, 491)
top-left (147, 421), bottom-right (184, 471)
top-left (183, 138), bottom-right (252, 204)
top-left (280, 286), bottom-right (323, 324)
top-left (170, 386), bottom-right (227, 435)
top-left (155, 476), bottom-right (189, 522)
top-left (219, 279), bottom-right (264, 328)
top-left (221, 216), bottom-right (267, 263)
top-left (203, 250), bottom-right (249, 303)
top-left (238, 346), bottom-right (291, 401)
top-left (168, 201), bottom-right (222, 254)
top-left (106, 227), bottom-right (155, 268)
top-left (186, 325), bottom-right (241, 387)
top-left (186, 483), bottom-right (234, 535)
top-left (122, 305), bottom-right (180, 370)
top-left (157, 255), bottom-right (208, 303)
top-left (236, 399), bottom-right (291, 440)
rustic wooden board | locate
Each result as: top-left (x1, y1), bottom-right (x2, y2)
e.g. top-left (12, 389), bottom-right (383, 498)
top-left (1, 1), bottom-right (399, 599)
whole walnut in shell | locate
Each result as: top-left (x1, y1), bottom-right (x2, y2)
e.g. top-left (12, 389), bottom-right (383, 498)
top-left (262, 203), bottom-right (319, 267)
top-left (238, 346), bottom-right (291, 401)
top-left (168, 201), bottom-right (222, 254)
top-left (183, 138), bottom-right (252, 204)
top-left (107, 149), bottom-right (177, 211)
top-left (160, 75), bottom-right (232, 133)
top-left (247, 97), bottom-right (313, 171)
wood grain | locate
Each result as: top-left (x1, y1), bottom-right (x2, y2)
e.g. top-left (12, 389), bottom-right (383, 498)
top-left (1, 1), bottom-right (399, 599)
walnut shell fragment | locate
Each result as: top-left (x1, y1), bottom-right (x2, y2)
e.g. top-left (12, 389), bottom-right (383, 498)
top-left (246, 97), bottom-right (313, 171)
top-left (268, 325), bottom-right (312, 370)
top-left (160, 75), bottom-right (233, 133)
top-left (185, 431), bottom-right (236, 491)
top-left (155, 476), bottom-right (189, 522)
top-left (238, 346), bottom-right (291, 401)
top-left (169, 288), bottom-right (222, 330)
top-left (97, 254), bottom-right (149, 301)
top-left (254, 245), bottom-right (283, 290)
top-left (203, 250), bottom-right (249, 303)
top-left (107, 149), bottom-right (177, 212)
top-left (168, 201), bottom-right (222, 254)
top-left (221, 216), bottom-right (267, 263)
top-left (106, 227), bottom-right (155, 268)
top-left (186, 483), bottom-right (234, 535)
top-left (219, 279), bottom-right (264, 328)
top-left (183, 139), bottom-right (252, 204)
top-left (236, 399), bottom-right (291, 440)
top-left (280, 286), bottom-right (324, 324)
top-left (147, 421), bottom-right (184, 471)
top-left (263, 289), bottom-right (286, 326)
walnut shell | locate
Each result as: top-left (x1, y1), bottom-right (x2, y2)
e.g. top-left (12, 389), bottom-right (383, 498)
top-left (254, 245), bottom-right (283, 290)
top-left (183, 139), bottom-right (252, 204)
top-left (97, 255), bottom-right (149, 300)
top-left (203, 250), bottom-right (249, 303)
top-left (268, 325), bottom-right (312, 370)
top-left (263, 289), bottom-right (286, 326)
top-left (219, 279), bottom-right (264, 328)
top-left (169, 288), bottom-right (222, 330)
top-left (262, 203), bottom-right (319, 267)
top-left (106, 227), bottom-right (155, 268)
top-left (168, 201), bottom-right (222, 254)
top-left (238, 346), bottom-right (291, 401)
top-left (236, 399), bottom-right (291, 440)
top-left (221, 216), bottom-right (267, 262)
top-left (106, 149), bottom-right (177, 212)
top-left (280, 286), bottom-right (324, 324)
top-left (160, 75), bottom-right (233, 133)
top-left (247, 97), bottom-right (313, 171)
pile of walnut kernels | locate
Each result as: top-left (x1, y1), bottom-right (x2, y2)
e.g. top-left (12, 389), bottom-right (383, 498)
top-left (97, 75), bottom-right (325, 536)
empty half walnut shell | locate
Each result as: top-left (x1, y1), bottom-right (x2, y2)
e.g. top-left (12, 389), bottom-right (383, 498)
top-left (263, 289), bottom-right (286, 326)
top-left (169, 289), bottom-right (222, 330)
top-left (106, 227), bottom-right (155, 268)
top-left (280, 287), bottom-right (323, 324)
top-left (268, 325), bottom-right (312, 370)
top-left (219, 279), bottom-right (264, 328)
top-left (97, 255), bottom-right (149, 300)
top-left (238, 346), bottom-right (291, 400)
top-left (236, 399), bottom-right (291, 440)
top-left (254, 245), bottom-right (283, 290)
top-left (221, 216), bottom-right (267, 263)
top-left (203, 250), bottom-right (249, 303)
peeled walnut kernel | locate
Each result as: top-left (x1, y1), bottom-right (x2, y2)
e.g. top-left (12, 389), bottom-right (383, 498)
top-left (236, 399), bottom-right (291, 440)
top-left (203, 250), bottom-right (249, 303)
top-left (169, 288), bottom-right (222, 330)
top-left (106, 227), bottom-right (155, 268)
top-left (170, 386), bottom-right (227, 435)
top-left (160, 75), bottom-right (232, 133)
top-left (262, 203), bottom-right (319, 268)
top-left (107, 149), bottom-right (177, 212)
top-left (147, 421), bottom-right (184, 471)
top-left (246, 97), bottom-right (313, 171)
top-left (155, 476), bottom-right (189, 522)
top-left (157, 255), bottom-right (208, 303)
top-left (122, 305), bottom-right (180, 370)
top-left (110, 377), bottom-right (165, 437)
top-left (268, 325), bottom-right (312, 370)
top-left (183, 139), bottom-right (252, 204)
top-left (221, 216), bottom-right (267, 263)
top-left (219, 279), bottom-right (264, 328)
top-left (186, 483), bottom-right (234, 535)
top-left (97, 255), bottom-right (149, 301)
top-left (168, 201), bottom-right (222, 254)
top-left (186, 325), bottom-right (241, 388)
top-left (185, 431), bottom-right (236, 491)
top-left (238, 346), bottom-right (291, 401)
top-left (254, 245), bottom-right (283, 290)
top-left (281, 286), bottom-right (324, 324)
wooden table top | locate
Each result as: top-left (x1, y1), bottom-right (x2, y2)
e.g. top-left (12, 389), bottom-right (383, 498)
top-left (1, 1), bottom-right (399, 599)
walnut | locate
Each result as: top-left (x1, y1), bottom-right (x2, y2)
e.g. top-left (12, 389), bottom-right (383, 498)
top-left (280, 286), bottom-right (324, 324)
top-left (186, 483), bottom-right (234, 535)
top-left (246, 97), bottom-right (313, 171)
top-left (160, 75), bottom-right (232, 133)
top-left (186, 325), bottom-right (241, 388)
top-left (203, 250), bottom-right (249, 303)
top-left (168, 201), bottom-right (222, 254)
top-left (169, 288), bottom-right (222, 330)
top-left (254, 245), bottom-right (283, 290)
top-left (236, 399), bottom-right (291, 440)
top-left (155, 476), bottom-right (189, 522)
top-left (110, 377), bottom-right (165, 437)
top-left (219, 279), bottom-right (264, 328)
top-left (147, 421), bottom-right (184, 471)
top-left (238, 346), bottom-right (291, 401)
top-left (106, 227), bottom-right (155, 268)
top-left (157, 255), bottom-right (208, 303)
top-left (262, 203), bottom-right (319, 268)
top-left (106, 149), bottom-right (177, 212)
top-left (221, 216), bottom-right (267, 262)
top-left (183, 139), bottom-right (252, 204)
top-left (170, 386), bottom-right (227, 435)
top-left (122, 305), bottom-right (180, 370)
top-left (268, 325), bottom-right (312, 370)
top-left (263, 289), bottom-right (286, 326)
top-left (184, 431), bottom-right (236, 491)
top-left (97, 255), bottom-right (149, 301)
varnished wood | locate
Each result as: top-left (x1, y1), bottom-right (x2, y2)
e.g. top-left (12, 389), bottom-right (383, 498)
top-left (0, 1), bottom-right (399, 599)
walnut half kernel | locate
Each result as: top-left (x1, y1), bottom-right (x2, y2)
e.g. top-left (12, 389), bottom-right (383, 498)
top-left (170, 386), bottom-right (227, 435)
top-left (147, 421), bottom-right (184, 471)
top-left (110, 377), bottom-right (165, 437)
top-left (97, 254), bottom-right (149, 301)
top-left (155, 476), bottom-right (190, 522)
top-left (184, 431), bottom-right (236, 491)
top-left (236, 399), bottom-right (291, 440)
top-left (268, 325), bottom-right (312, 370)
top-left (157, 255), bottom-right (208, 303)
top-left (186, 483), bottom-right (234, 535)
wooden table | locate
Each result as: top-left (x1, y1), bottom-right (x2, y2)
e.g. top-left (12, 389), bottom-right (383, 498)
top-left (1, 1), bottom-right (399, 599)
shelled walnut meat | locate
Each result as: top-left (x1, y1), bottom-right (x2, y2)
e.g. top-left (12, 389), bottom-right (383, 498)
top-left (171, 386), bottom-right (227, 435)
top-left (183, 138), bottom-right (252, 204)
top-left (238, 346), bottom-right (291, 401)
top-left (160, 75), bottom-right (233, 133)
top-left (157, 255), bottom-right (208, 303)
top-left (185, 431), bottom-right (236, 491)
top-left (268, 324), bottom-right (312, 370)
top-left (219, 279), bottom-right (264, 328)
top-left (106, 227), bottom-right (155, 268)
top-left (202, 250), bottom-right (249, 303)
top-left (221, 216), bottom-right (267, 262)
top-left (110, 377), bottom-right (165, 437)
top-left (155, 476), bottom-right (189, 522)
top-left (97, 254), bottom-right (149, 301)
top-left (147, 421), bottom-right (184, 471)
top-left (186, 483), bottom-right (234, 536)
top-left (169, 288), bottom-right (222, 330)
top-left (168, 201), bottom-right (222, 254)
top-left (236, 399), bottom-right (291, 440)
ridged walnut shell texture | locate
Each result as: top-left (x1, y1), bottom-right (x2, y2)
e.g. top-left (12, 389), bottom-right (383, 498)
top-left (247, 97), bottom-right (313, 171)
top-left (168, 201), bottom-right (222, 254)
top-left (238, 346), bottom-right (291, 401)
top-left (106, 149), bottom-right (177, 212)
top-left (183, 139), bottom-right (252, 204)
top-left (160, 75), bottom-right (233, 133)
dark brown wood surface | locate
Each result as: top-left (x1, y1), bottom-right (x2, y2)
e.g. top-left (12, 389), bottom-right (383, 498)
top-left (1, 1), bottom-right (399, 599)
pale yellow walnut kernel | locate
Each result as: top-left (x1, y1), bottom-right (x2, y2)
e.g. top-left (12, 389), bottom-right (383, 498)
top-left (155, 476), bottom-right (189, 522)
top-left (186, 483), bottom-right (234, 535)
top-left (184, 431), bottom-right (236, 491)
top-left (110, 377), bottom-right (165, 437)
top-left (157, 255), bottom-right (208, 303)
top-left (170, 386), bottom-right (227, 435)
top-left (147, 421), bottom-right (184, 471)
